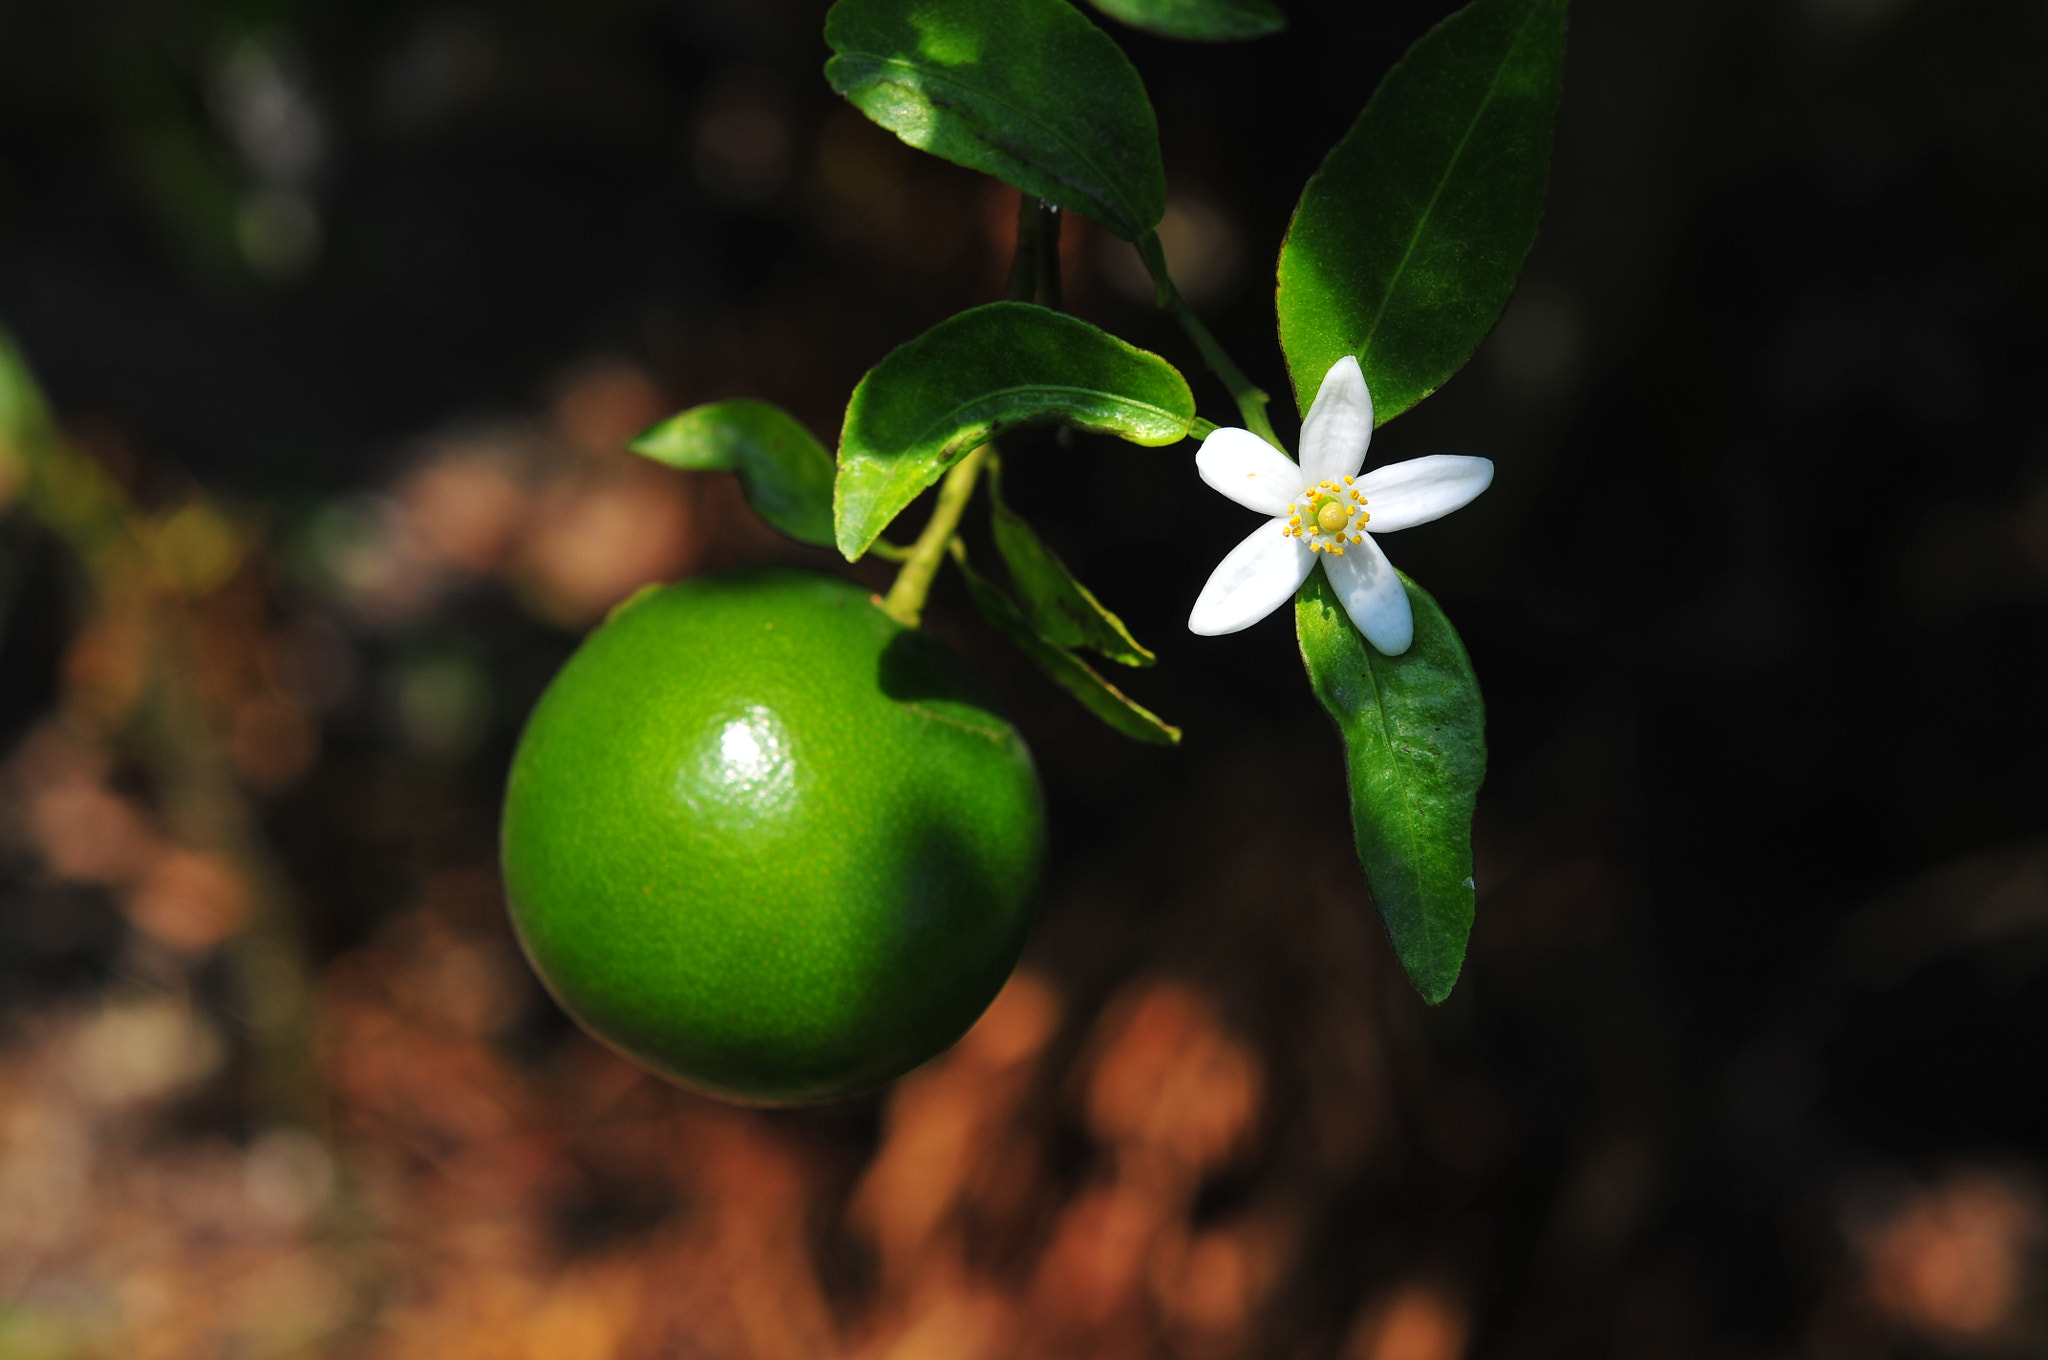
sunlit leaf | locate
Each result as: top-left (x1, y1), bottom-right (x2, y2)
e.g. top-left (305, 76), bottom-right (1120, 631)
top-left (957, 551), bottom-right (1179, 745)
top-left (988, 462), bottom-right (1152, 667)
top-left (1276, 0), bottom-right (1568, 424)
top-left (823, 0), bottom-right (1167, 240)
top-left (1296, 568), bottom-right (1485, 1003)
top-left (834, 302), bottom-right (1195, 560)
top-left (1085, 0), bottom-right (1284, 42)
top-left (630, 399), bottom-right (836, 548)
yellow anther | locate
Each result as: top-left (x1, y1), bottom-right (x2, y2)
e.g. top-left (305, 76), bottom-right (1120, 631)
top-left (1288, 515), bottom-right (1300, 526)
top-left (1333, 546), bottom-right (1346, 556)
top-left (1344, 475), bottom-right (1355, 484)
top-left (1351, 534), bottom-right (1363, 544)
top-left (1350, 490), bottom-right (1362, 501)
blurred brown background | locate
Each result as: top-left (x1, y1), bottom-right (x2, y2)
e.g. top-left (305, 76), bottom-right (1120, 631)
top-left (2, 0), bottom-right (2046, 1356)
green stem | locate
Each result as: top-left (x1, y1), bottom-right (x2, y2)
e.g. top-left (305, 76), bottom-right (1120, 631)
top-left (1034, 202), bottom-right (1063, 311)
top-left (879, 444), bottom-right (988, 628)
top-left (1137, 231), bottom-right (1282, 449)
top-left (877, 192), bottom-right (1044, 625)
top-left (1006, 194), bottom-right (1042, 303)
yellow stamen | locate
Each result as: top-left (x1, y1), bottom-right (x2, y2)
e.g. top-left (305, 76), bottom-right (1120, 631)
top-left (1344, 475), bottom-right (1355, 484)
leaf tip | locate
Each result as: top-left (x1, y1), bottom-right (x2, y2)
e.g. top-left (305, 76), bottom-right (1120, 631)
top-left (834, 530), bottom-right (871, 564)
top-left (625, 417), bottom-right (675, 459)
top-left (1415, 970), bottom-right (1461, 1007)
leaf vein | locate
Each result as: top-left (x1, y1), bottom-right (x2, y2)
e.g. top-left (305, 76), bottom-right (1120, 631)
top-left (1361, 622), bottom-right (1427, 912)
top-left (891, 384), bottom-right (1185, 464)
top-left (1354, 2), bottom-right (1548, 364)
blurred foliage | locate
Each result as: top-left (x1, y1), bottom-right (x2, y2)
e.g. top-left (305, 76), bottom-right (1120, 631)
top-left (3, 0), bottom-right (2047, 1356)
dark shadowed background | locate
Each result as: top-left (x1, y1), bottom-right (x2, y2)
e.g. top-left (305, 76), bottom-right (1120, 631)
top-left (2, 0), bottom-right (2045, 1357)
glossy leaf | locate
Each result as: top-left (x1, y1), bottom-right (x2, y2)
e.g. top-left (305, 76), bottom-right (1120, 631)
top-left (988, 463), bottom-right (1152, 667)
top-left (1276, 0), bottom-right (1568, 424)
top-left (630, 400), bottom-right (836, 547)
top-left (1085, 0), bottom-right (1284, 42)
top-left (957, 552), bottom-right (1179, 746)
top-left (834, 302), bottom-right (1195, 560)
top-left (1296, 568), bottom-right (1485, 1004)
top-left (823, 0), bottom-right (1167, 240)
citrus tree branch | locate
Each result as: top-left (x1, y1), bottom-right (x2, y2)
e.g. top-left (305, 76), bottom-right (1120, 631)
top-left (878, 191), bottom-right (1047, 626)
top-left (1137, 231), bottom-right (1282, 449)
top-left (878, 443), bottom-right (989, 627)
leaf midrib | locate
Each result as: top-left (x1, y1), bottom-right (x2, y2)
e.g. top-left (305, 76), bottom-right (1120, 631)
top-left (1353, 605), bottom-right (1428, 925)
top-left (838, 52), bottom-right (1151, 236)
top-left (1353, 0), bottom-right (1549, 365)
top-left (868, 382), bottom-right (1188, 470)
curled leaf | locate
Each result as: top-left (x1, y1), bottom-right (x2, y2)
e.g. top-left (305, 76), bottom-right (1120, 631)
top-left (956, 549), bottom-right (1179, 746)
top-left (631, 400), bottom-right (836, 548)
top-left (988, 463), bottom-right (1152, 667)
top-left (834, 302), bottom-right (1194, 560)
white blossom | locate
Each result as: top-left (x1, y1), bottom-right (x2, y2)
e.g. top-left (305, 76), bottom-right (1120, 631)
top-left (1187, 356), bottom-right (1493, 654)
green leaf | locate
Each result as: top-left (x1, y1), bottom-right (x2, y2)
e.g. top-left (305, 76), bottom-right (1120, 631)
top-left (1296, 568), bottom-right (1485, 1004)
top-left (1085, 0), bottom-right (1284, 42)
top-left (630, 399), bottom-right (837, 548)
top-left (1276, 0), bottom-right (1568, 425)
top-left (834, 301), bottom-right (1195, 560)
top-left (956, 550), bottom-right (1179, 745)
top-left (823, 0), bottom-right (1167, 240)
top-left (987, 462), bottom-right (1152, 667)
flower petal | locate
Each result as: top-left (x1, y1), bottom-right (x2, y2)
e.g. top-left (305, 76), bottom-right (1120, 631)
top-left (1196, 427), bottom-right (1306, 516)
top-left (1188, 518), bottom-right (1315, 636)
top-left (1298, 355), bottom-right (1374, 485)
top-left (1354, 455), bottom-right (1493, 533)
top-left (1321, 533), bottom-right (1412, 654)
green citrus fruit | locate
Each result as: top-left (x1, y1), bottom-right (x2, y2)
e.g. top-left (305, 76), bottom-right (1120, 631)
top-left (500, 567), bottom-right (1045, 1105)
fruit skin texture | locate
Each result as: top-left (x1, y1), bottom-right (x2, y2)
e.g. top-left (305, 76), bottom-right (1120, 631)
top-left (501, 567), bottom-right (1045, 1105)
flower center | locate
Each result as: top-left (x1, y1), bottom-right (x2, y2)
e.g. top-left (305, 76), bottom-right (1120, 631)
top-left (1283, 478), bottom-right (1370, 554)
